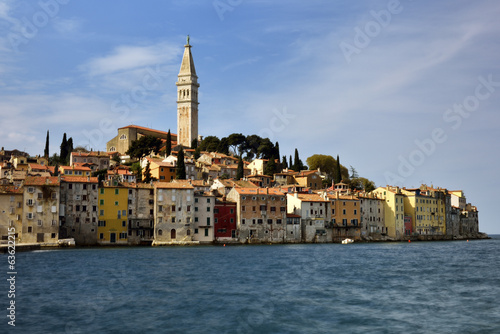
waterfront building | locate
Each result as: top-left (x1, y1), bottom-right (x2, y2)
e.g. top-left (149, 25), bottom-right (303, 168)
top-left (22, 176), bottom-right (60, 244)
top-left (97, 182), bottom-right (129, 245)
top-left (358, 193), bottom-right (385, 237)
top-left (153, 182), bottom-right (195, 244)
top-left (285, 213), bottom-right (302, 242)
top-left (287, 192), bottom-right (330, 242)
top-left (0, 185), bottom-right (23, 242)
top-left (59, 176), bottom-right (99, 245)
top-left (325, 193), bottom-right (362, 241)
top-left (227, 187), bottom-right (287, 243)
top-left (125, 183), bottom-right (155, 245)
top-left (214, 198), bottom-right (237, 241)
top-left (192, 191), bottom-right (215, 243)
top-left (372, 187), bottom-right (406, 239)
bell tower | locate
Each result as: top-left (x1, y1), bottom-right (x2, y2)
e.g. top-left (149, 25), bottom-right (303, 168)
top-left (176, 35), bottom-right (199, 148)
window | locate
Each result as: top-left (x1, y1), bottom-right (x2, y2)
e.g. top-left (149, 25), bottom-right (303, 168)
top-left (100, 199), bottom-right (104, 205)
top-left (93, 206), bottom-right (97, 212)
top-left (100, 210), bottom-right (104, 216)
top-left (115, 189), bottom-right (119, 195)
top-left (267, 219), bottom-right (272, 224)
top-left (241, 219), bottom-right (245, 225)
top-left (270, 207), bottom-right (276, 212)
top-left (258, 219), bottom-right (263, 224)
top-left (354, 209), bottom-right (357, 215)
top-left (122, 221), bottom-right (126, 227)
top-left (343, 209), bottom-right (346, 215)
top-left (276, 219), bottom-right (282, 224)
top-left (205, 229), bottom-right (209, 237)
top-left (99, 233), bottom-right (104, 239)
top-left (115, 201), bottom-right (119, 206)
top-left (171, 217), bottom-right (175, 223)
top-left (207, 207), bottom-right (210, 212)
top-left (100, 188), bottom-right (104, 194)
top-left (207, 198), bottom-right (211, 203)
top-left (194, 228), bottom-right (198, 234)
top-left (158, 229), bottom-right (163, 236)
top-left (207, 217), bottom-right (211, 225)
top-left (98, 221), bottom-right (106, 227)
top-left (252, 219), bottom-right (256, 225)
top-left (171, 205), bottom-right (175, 212)
top-left (195, 198), bottom-right (198, 203)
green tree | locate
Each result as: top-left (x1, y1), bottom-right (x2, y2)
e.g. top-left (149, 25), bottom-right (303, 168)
top-left (217, 137), bottom-right (230, 155)
top-left (67, 137), bottom-right (73, 163)
top-left (257, 138), bottom-right (274, 159)
top-left (60, 133), bottom-right (68, 164)
top-left (130, 162), bottom-right (142, 181)
top-left (176, 148), bottom-right (186, 179)
top-left (236, 155), bottom-right (244, 180)
top-left (191, 138), bottom-right (198, 149)
top-left (199, 136), bottom-right (220, 152)
top-left (126, 135), bottom-right (163, 160)
top-left (335, 155), bottom-right (342, 183)
top-left (274, 142), bottom-right (280, 160)
top-left (44, 130), bottom-right (49, 158)
top-left (194, 147), bottom-right (201, 160)
top-left (143, 162), bottom-right (152, 183)
top-left (306, 154), bottom-right (336, 179)
top-left (282, 155), bottom-right (288, 169)
top-left (293, 149), bottom-right (304, 171)
top-left (264, 155), bottom-right (277, 177)
top-left (227, 133), bottom-right (246, 156)
top-left (166, 130), bottom-right (172, 156)
top-left (289, 155), bottom-right (293, 170)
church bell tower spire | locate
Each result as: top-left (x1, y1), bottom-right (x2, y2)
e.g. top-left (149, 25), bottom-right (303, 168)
top-left (176, 35), bottom-right (199, 148)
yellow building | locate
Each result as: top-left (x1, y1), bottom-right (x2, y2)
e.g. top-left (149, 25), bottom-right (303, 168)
top-left (372, 186), bottom-right (405, 239)
top-left (97, 182), bottom-right (129, 244)
top-left (326, 193), bottom-right (361, 241)
top-left (59, 165), bottom-right (92, 177)
top-left (403, 187), bottom-right (446, 236)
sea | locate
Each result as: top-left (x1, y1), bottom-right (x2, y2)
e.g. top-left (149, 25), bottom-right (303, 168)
top-left (2, 236), bottom-right (500, 334)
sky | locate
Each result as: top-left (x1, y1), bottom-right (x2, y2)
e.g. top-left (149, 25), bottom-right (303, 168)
top-left (0, 0), bottom-right (499, 233)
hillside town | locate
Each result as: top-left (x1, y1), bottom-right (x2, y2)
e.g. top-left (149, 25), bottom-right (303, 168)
top-left (0, 38), bottom-right (485, 248)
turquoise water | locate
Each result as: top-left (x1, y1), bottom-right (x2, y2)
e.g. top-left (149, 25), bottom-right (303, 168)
top-left (3, 236), bottom-right (500, 333)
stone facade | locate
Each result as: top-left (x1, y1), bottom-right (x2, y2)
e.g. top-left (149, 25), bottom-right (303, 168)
top-left (22, 176), bottom-right (60, 244)
top-left (126, 183), bottom-right (155, 245)
top-left (59, 176), bottom-right (99, 245)
top-left (227, 187), bottom-right (287, 243)
top-left (153, 182), bottom-right (195, 244)
top-left (192, 192), bottom-right (215, 243)
top-left (176, 38), bottom-right (199, 147)
top-left (0, 185), bottom-right (23, 243)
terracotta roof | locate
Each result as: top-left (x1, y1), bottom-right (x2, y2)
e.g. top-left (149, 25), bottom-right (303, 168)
top-left (61, 176), bottom-right (98, 183)
top-left (0, 185), bottom-right (23, 194)
top-left (233, 188), bottom-right (284, 196)
top-left (28, 163), bottom-right (50, 170)
top-left (71, 151), bottom-right (109, 158)
top-left (296, 193), bottom-right (328, 202)
top-left (118, 125), bottom-right (178, 137)
top-left (155, 181), bottom-right (194, 189)
top-left (60, 165), bottom-right (92, 171)
top-left (24, 176), bottom-right (60, 186)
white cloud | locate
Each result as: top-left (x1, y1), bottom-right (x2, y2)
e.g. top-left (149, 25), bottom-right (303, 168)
top-left (81, 42), bottom-right (180, 77)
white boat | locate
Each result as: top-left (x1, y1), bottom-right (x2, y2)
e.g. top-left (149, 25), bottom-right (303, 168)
top-left (342, 238), bottom-right (354, 244)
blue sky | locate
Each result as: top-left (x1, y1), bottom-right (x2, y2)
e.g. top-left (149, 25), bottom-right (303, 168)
top-left (1, 0), bottom-right (499, 233)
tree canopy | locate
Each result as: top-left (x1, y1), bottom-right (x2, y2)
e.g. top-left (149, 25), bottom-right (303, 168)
top-left (126, 135), bottom-right (163, 160)
top-left (197, 133), bottom-right (279, 161)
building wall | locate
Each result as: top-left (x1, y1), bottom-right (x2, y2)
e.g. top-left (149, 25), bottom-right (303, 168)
top-left (97, 185), bottom-right (129, 245)
top-left (60, 178), bottom-right (99, 245)
top-left (0, 187), bottom-right (23, 243)
top-left (22, 181), bottom-right (60, 244)
top-left (192, 193), bottom-right (215, 243)
top-left (153, 185), bottom-right (195, 244)
top-left (359, 196), bottom-right (385, 236)
top-left (227, 188), bottom-right (287, 243)
top-left (329, 196), bottom-right (362, 241)
top-left (214, 200), bottom-right (237, 241)
top-left (127, 185), bottom-right (155, 245)
top-left (373, 187), bottom-right (405, 239)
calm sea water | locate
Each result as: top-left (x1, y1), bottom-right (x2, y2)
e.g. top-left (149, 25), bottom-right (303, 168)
top-left (3, 236), bottom-right (500, 333)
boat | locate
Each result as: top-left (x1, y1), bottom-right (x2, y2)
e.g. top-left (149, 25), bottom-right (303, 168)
top-left (342, 238), bottom-right (354, 244)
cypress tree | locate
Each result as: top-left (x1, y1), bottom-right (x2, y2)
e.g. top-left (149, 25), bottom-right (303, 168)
top-left (264, 155), bottom-right (276, 177)
top-left (176, 148), bottom-right (186, 179)
top-left (236, 155), bottom-right (244, 180)
top-left (335, 155), bottom-right (342, 183)
top-left (289, 155), bottom-right (293, 170)
top-left (60, 133), bottom-right (67, 164)
top-left (66, 137), bottom-right (73, 163)
top-left (143, 162), bottom-right (152, 183)
top-left (282, 155), bottom-right (287, 169)
top-left (166, 130), bottom-right (172, 156)
top-left (275, 142), bottom-right (280, 160)
top-left (191, 138), bottom-right (198, 149)
top-left (294, 148), bottom-right (303, 171)
top-left (44, 130), bottom-right (49, 158)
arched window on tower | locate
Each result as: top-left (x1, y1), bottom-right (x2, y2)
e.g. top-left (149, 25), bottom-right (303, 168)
top-left (187, 90), bottom-right (189, 98)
